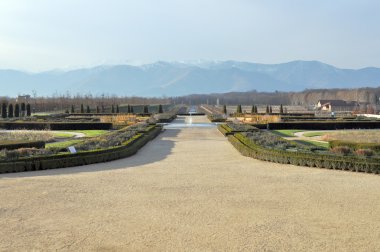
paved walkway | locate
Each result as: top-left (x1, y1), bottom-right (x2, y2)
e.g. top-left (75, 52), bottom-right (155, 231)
top-left (0, 116), bottom-right (379, 251)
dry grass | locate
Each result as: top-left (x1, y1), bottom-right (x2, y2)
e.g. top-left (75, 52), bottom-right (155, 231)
top-left (0, 130), bottom-right (55, 142)
top-left (321, 130), bottom-right (380, 143)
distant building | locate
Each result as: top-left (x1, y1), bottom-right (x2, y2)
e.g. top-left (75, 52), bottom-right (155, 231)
top-left (316, 99), bottom-right (359, 112)
top-left (16, 95), bottom-right (31, 103)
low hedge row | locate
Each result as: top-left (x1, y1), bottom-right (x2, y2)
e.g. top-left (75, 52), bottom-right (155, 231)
top-left (217, 124), bottom-right (232, 136)
top-left (0, 122), bottom-right (113, 130)
top-left (228, 133), bottom-right (380, 174)
top-left (0, 141), bottom-right (45, 150)
top-left (329, 140), bottom-right (380, 152)
top-left (267, 121), bottom-right (380, 130)
top-left (0, 125), bottom-right (162, 174)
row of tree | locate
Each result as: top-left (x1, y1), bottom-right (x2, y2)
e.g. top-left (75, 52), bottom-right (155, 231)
top-left (67, 104), bottom-right (164, 114)
top-left (222, 104), bottom-right (285, 115)
top-left (1, 103), bottom-right (31, 118)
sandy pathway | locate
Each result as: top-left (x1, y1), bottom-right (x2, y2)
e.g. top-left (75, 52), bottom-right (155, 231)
top-left (0, 116), bottom-right (380, 251)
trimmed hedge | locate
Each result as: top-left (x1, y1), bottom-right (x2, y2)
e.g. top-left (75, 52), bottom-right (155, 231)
top-left (267, 121), bottom-right (380, 130)
top-left (0, 122), bottom-right (113, 130)
top-left (228, 133), bottom-right (380, 174)
top-left (0, 125), bottom-right (162, 174)
top-left (0, 140), bottom-right (45, 150)
top-left (329, 140), bottom-right (380, 152)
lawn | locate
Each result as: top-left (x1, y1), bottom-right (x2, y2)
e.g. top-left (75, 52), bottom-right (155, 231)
top-left (46, 140), bottom-right (83, 149)
top-left (64, 130), bottom-right (109, 137)
top-left (303, 132), bottom-right (325, 137)
top-left (271, 130), bottom-right (303, 137)
top-left (294, 140), bottom-right (329, 149)
top-left (52, 132), bottom-right (76, 138)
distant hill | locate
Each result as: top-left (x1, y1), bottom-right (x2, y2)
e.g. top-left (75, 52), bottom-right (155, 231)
top-left (1, 60), bottom-right (380, 97)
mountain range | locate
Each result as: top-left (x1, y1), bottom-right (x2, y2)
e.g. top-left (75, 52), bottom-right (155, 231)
top-left (1, 60), bottom-right (380, 97)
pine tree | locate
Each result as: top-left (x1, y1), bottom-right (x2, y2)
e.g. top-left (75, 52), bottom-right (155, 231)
top-left (237, 104), bottom-right (242, 114)
top-left (80, 104), bottom-right (84, 113)
top-left (71, 105), bottom-right (75, 113)
top-left (222, 104), bottom-right (227, 114)
top-left (116, 105), bottom-right (120, 113)
top-left (26, 104), bottom-right (31, 116)
top-left (86, 105), bottom-right (90, 113)
top-left (8, 104), bottom-right (13, 118)
top-left (158, 104), bottom-right (163, 113)
top-left (14, 104), bottom-right (20, 117)
top-left (1, 103), bottom-right (7, 118)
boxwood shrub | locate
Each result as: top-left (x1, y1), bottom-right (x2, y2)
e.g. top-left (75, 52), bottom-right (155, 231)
top-left (228, 133), bottom-right (380, 174)
top-left (0, 125), bottom-right (162, 174)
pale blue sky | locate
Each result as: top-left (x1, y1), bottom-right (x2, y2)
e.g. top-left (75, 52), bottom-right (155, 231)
top-left (0, 0), bottom-right (379, 71)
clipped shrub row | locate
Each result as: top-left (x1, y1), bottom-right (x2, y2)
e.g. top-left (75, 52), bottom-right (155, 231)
top-left (329, 140), bottom-right (380, 153)
top-left (0, 140), bottom-right (45, 150)
top-left (228, 133), bottom-right (380, 174)
top-left (267, 121), bottom-right (380, 130)
top-left (0, 122), bottom-right (113, 130)
top-left (207, 114), bottom-right (226, 122)
top-left (0, 125), bottom-right (162, 174)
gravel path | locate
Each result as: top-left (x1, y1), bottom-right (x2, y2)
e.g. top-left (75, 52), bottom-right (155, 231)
top-left (0, 116), bottom-right (379, 251)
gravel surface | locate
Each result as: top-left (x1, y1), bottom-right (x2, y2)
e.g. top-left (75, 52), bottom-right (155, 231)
top-left (0, 116), bottom-right (379, 251)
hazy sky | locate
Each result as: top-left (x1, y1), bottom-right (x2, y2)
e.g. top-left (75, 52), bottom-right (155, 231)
top-left (0, 0), bottom-right (379, 71)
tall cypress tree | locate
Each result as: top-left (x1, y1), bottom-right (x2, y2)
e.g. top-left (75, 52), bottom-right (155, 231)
top-left (21, 103), bottom-right (26, 116)
top-left (222, 104), bottom-right (227, 114)
top-left (144, 105), bottom-right (149, 114)
top-left (8, 104), bottom-right (13, 118)
top-left (158, 104), bottom-right (163, 113)
top-left (116, 104), bottom-right (120, 113)
top-left (251, 105), bottom-right (255, 114)
top-left (14, 104), bottom-right (20, 117)
top-left (80, 104), bottom-right (84, 113)
top-left (71, 105), bottom-right (75, 113)
top-left (96, 106), bottom-right (100, 113)
top-left (26, 103), bottom-right (31, 116)
top-left (130, 106), bottom-right (134, 114)
top-left (266, 105), bottom-right (269, 114)
top-left (1, 103), bottom-right (7, 118)
top-left (280, 104), bottom-right (284, 114)
top-left (86, 105), bottom-right (90, 113)
top-left (269, 106), bottom-right (273, 114)
top-left (111, 105), bottom-right (115, 113)
top-left (236, 104), bottom-right (242, 114)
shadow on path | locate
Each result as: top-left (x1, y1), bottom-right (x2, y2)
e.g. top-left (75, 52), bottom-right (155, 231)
top-left (0, 129), bottom-right (180, 178)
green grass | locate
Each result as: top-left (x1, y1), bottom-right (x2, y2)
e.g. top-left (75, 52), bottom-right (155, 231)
top-left (52, 132), bottom-right (75, 138)
top-left (271, 130), bottom-right (303, 137)
top-left (46, 140), bottom-right (83, 149)
top-left (63, 130), bottom-right (109, 137)
top-left (294, 140), bottom-right (329, 149)
top-left (303, 132), bottom-right (325, 137)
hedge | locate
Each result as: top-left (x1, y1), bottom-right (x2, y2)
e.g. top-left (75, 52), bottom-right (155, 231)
top-left (0, 140), bottom-right (45, 150)
top-left (267, 121), bottom-right (380, 130)
top-left (228, 133), bottom-right (380, 174)
top-left (0, 125), bottom-right (162, 174)
top-left (329, 140), bottom-right (380, 152)
top-left (0, 122), bottom-right (113, 130)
